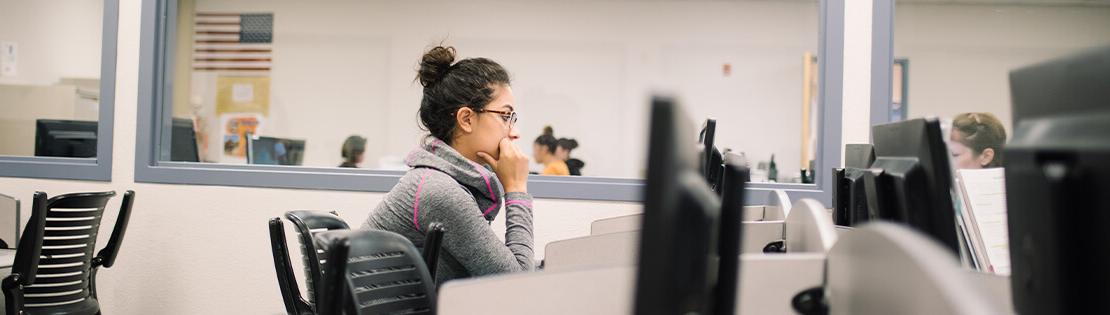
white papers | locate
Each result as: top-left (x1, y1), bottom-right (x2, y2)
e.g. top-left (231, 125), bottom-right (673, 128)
top-left (957, 168), bottom-right (1010, 275)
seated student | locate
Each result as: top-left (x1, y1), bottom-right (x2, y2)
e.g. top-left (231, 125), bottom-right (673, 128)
top-left (533, 126), bottom-right (570, 176)
top-left (362, 46), bottom-right (535, 283)
top-left (338, 135), bottom-right (366, 168)
top-left (949, 112), bottom-right (1007, 169)
top-left (557, 137), bottom-right (584, 176)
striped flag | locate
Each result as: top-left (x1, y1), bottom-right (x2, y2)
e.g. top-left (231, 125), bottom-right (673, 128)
top-left (193, 12), bottom-right (273, 73)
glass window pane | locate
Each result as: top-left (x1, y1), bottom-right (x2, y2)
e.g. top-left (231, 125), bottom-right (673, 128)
top-left (0, 0), bottom-right (104, 158)
top-left (165, 0), bottom-right (820, 184)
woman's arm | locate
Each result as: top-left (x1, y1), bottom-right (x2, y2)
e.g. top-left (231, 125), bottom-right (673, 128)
top-left (418, 178), bottom-right (535, 275)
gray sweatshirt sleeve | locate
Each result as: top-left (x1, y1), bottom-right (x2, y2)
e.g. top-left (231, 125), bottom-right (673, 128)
top-left (417, 175), bottom-right (535, 276)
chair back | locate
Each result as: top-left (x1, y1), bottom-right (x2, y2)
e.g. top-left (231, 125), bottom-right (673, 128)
top-left (315, 229), bottom-right (436, 315)
top-left (285, 210), bottom-right (349, 304)
top-left (25, 191), bottom-right (116, 312)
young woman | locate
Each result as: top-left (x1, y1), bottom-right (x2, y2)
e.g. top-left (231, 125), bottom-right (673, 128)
top-left (338, 135), bottom-right (366, 168)
top-left (362, 46), bottom-right (535, 283)
top-left (533, 126), bottom-right (569, 176)
top-left (556, 138), bottom-right (584, 176)
top-left (949, 112), bottom-right (1007, 169)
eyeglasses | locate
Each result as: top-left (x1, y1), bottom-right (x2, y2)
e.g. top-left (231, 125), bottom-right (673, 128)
top-left (477, 108), bottom-right (518, 127)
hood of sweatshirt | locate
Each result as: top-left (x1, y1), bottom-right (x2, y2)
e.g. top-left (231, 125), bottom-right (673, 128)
top-left (404, 138), bottom-right (503, 221)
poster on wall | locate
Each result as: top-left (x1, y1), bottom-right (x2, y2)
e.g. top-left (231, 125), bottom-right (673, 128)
top-left (221, 113), bottom-right (265, 159)
top-left (216, 76), bottom-right (271, 115)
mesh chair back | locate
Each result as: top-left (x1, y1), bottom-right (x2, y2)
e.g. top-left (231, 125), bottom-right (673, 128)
top-left (316, 230), bottom-right (437, 315)
top-left (285, 210), bottom-right (349, 304)
top-left (25, 191), bottom-right (115, 312)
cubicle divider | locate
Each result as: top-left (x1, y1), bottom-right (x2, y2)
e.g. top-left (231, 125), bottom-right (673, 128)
top-left (588, 189), bottom-right (795, 236)
top-left (445, 197), bottom-right (839, 315)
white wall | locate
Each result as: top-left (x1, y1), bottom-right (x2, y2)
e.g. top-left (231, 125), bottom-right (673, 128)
top-left (186, 0), bottom-right (821, 179)
top-left (0, 0), bottom-right (876, 313)
top-left (895, 4), bottom-right (1110, 133)
top-left (0, 0), bottom-right (105, 156)
top-left (0, 0), bottom-right (103, 86)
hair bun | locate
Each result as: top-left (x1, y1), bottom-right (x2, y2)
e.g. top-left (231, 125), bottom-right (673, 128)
top-left (543, 126), bottom-right (554, 136)
top-left (418, 46), bottom-right (457, 87)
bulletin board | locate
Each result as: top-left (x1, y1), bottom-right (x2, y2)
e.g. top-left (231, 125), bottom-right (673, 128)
top-left (216, 76), bottom-right (270, 115)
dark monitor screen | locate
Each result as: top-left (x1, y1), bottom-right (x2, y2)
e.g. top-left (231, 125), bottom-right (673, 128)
top-left (34, 119), bottom-right (97, 158)
top-left (713, 160), bottom-right (748, 315)
top-left (634, 96), bottom-right (721, 315)
top-left (699, 118), bottom-right (724, 191)
top-left (832, 167), bottom-right (880, 226)
top-left (870, 118), bottom-right (961, 255)
top-left (170, 118), bottom-right (200, 162)
top-left (247, 135), bottom-right (306, 166)
top-left (1006, 47), bottom-right (1110, 315)
top-left (1009, 46), bottom-right (1110, 126)
top-left (844, 144), bottom-right (876, 169)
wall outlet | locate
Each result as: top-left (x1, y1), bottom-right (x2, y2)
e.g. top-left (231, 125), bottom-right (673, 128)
top-left (0, 41), bottom-right (17, 77)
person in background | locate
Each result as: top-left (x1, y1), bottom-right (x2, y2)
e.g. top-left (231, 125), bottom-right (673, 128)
top-left (949, 112), bottom-right (1007, 169)
top-left (339, 135), bottom-right (367, 168)
top-left (363, 45), bottom-right (535, 284)
top-left (534, 126), bottom-right (569, 176)
top-left (556, 138), bottom-right (584, 176)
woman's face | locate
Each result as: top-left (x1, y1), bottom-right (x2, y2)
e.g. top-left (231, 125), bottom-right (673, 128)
top-left (949, 130), bottom-right (982, 169)
top-left (472, 84), bottom-right (519, 159)
top-left (555, 146), bottom-right (570, 160)
top-left (533, 143), bottom-right (546, 163)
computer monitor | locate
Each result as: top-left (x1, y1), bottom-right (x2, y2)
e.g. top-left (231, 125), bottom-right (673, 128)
top-left (1006, 47), bottom-right (1110, 315)
top-left (700, 118), bottom-right (724, 192)
top-left (868, 118), bottom-right (961, 255)
top-left (34, 119), bottom-right (97, 158)
top-left (712, 159), bottom-right (749, 315)
top-left (170, 118), bottom-right (200, 162)
top-left (832, 167), bottom-right (881, 226)
top-left (844, 144), bottom-right (876, 169)
top-left (634, 96), bottom-right (722, 315)
top-left (247, 135), bottom-right (306, 166)
top-left (1009, 46), bottom-right (1110, 126)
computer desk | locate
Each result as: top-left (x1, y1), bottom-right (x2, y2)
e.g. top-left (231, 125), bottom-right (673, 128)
top-left (444, 199), bottom-right (838, 315)
top-left (543, 199), bottom-right (835, 272)
top-left (588, 189), bottom-right (793, 235)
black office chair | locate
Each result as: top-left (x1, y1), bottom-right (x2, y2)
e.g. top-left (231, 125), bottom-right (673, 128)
top-left (315, 229), bottom-right (437, 315)
top-left (3, 190), bottom-right (135, 315)
top-left (270, 212), bottom-right (445, 315)
top-left (285, 211), bottom-right (351, 309)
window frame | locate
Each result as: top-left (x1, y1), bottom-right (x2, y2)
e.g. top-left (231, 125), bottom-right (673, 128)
top-left (0, 0), bottom-right (119, 181)
top-left (135, 0), bottom-right (851, 205)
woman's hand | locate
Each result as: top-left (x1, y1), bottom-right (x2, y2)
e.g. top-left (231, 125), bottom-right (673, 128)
top-left (477, 138), bottom-right (530, 193)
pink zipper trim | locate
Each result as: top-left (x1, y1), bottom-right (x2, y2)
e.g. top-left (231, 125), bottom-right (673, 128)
top-left (413, 170), bottom-right (430, 231)
top-left (505, 199), bottom-right (533, 209)
top-left (472, 162), bottom-right (500, 216)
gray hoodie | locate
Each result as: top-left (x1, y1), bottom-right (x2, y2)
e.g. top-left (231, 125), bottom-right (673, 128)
top-left (362, 138), bottom-right (535, 284)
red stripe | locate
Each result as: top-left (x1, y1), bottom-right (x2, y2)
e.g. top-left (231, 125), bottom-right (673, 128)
top-left (193, 67), bottom-right (271, 71)
top-left (196, 31), bottom-right (240, 35)
top-left (196, 13), bottom-right (240, 17)
top-left (196, 40), bottom-right (243, 44)
top-left (193, 58), bottom-right (272, 62)
top-left (194, 49), bottom-right (271, 53)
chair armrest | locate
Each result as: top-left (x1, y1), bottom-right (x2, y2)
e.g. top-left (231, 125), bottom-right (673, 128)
top-left (422, 222), bottom-right (445, 281)
top-left (93, 190), bottom-right (134, 269)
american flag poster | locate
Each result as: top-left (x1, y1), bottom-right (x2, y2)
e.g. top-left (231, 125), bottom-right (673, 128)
top-left (193, 12), bottom-right (273, 73)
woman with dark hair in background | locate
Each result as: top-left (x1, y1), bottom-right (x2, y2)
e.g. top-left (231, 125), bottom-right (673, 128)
top-left (534, 126), bottom-right (569, 176)
top-left (339, 135), bottom-right (366, 168)
top-left (363, 45), bottom-right (535, 284)
top-left (557, 138), bottom-right (584, 176)
top-left (949, 112), bottom-right (1007, 169)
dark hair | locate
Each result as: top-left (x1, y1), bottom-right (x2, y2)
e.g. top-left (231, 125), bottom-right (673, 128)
top-left (417, 46), bottom-right (511, 144)
top-left (534, 126), bottom-right (558, 154)
top-left (341, 135), bottom-right (367, 163)
top-left (557, 138), bottom-right (578, 152)
top-left (952, 112), bottom-right (1007, 167)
